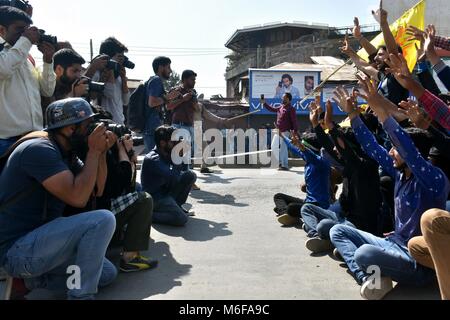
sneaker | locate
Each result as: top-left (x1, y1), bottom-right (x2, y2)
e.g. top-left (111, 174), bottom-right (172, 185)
top-left (277, 214), bottom-right (298, 226)
top-left (333, 248), bottom-right (344, 262)
top-left (360, 277), bottom-right (393, 300)
top-left (200, 167), bottom-right (214, 174)
top-left (120, 257), bottom-right (159, 273)
top-left (278, 167), bottom-right (290, 171)
top-left (192, 184), bottom-right (201, 191)
top-left (302, 223), bottom-right (307, 232)
top-left (305, 237), bottom-right (334, 254)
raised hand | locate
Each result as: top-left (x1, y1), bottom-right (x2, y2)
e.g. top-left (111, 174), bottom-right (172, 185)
top-left (406, 25), bottom-right (426, 43)
top-left (339, 32), bottom-right (355, 56)
top-left (353, 17), bottom-right (362, 40)
top-left (324, 100), bottom-right (335, 130)
top-left (398, 99), bottom-right (433, 130)
top-left (308, 101), bottom-right (322, 128)
top-left (385, 53), bottom-right (414, 89)
top-left (356, 74), bottom-right (390, 122)
top-left (372, 0), bottom-right (388, 24)
top-left (332, 86), bottom-right (357, 115)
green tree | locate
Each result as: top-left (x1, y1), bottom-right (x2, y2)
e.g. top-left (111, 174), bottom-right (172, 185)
top-left (164, 71), bottom-right (180, 92)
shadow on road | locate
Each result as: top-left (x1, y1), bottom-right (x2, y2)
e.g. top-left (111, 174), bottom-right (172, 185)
top-left (98, 239), bottom-right (193, 300)
top-left (153, 217), bottom-right (233, 242)
top-left (385, 281), bottom-right (441, 300)
top-left (190, 190), bottom-right (248, 207)
top-left (197, 175), bottom-right (248, 185)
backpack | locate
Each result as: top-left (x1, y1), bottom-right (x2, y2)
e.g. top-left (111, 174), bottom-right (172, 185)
top-left (127, 77), bottom-right (155, 133)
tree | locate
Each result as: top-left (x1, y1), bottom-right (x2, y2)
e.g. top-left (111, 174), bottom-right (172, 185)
top-left (164, 71), bottom-right (180, 92)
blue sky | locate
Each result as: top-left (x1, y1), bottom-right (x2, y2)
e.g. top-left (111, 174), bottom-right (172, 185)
top-left (30, 0), bottom-right (379, 97)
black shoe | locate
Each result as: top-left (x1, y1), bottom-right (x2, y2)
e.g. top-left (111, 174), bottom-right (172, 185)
top-left (201, 168), bottom-right (214, 174)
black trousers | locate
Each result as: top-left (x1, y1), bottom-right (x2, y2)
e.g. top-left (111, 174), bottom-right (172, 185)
top-left (113, 192), bottom-right (153, 252)
top-left (273, 193), bottom-right (305, 217)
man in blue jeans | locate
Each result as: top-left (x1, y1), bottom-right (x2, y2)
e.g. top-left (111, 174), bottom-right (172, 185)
top-left (141, 126), bottom-right (197, 227)
top-left (143, 56), bottom-right (172, 152)
top-left (330, 78), bottom-right (450, 300)
top-left (0, 98), bottom-right (117, 300)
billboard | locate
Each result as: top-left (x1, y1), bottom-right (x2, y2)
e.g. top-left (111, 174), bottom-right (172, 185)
top-left (249, 69), bottom-right (346, 115)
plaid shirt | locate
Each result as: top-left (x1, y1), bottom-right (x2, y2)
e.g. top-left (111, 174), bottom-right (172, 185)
top-left (435, 36), bottom-right (450, 51)
top-left (110, 192), bottom-right (139, 215)
top-left (419, 90), bottom-right (450, 130)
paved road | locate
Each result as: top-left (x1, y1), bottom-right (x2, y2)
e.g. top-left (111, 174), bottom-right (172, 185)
top-left (28, 168), bottom-right (440, 300)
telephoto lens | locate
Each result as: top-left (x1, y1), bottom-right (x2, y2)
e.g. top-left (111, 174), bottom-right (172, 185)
top-left (123, 56), bottom-right (135, 69)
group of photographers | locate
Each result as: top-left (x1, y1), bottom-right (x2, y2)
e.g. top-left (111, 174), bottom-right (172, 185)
top-left (0, 1), bottom-right (196, 300)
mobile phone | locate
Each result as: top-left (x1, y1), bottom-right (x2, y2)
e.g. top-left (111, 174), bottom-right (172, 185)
top-left (261, 94), bottom-right (265, 100)
top-left (279, 81), bottom-right (283, 88)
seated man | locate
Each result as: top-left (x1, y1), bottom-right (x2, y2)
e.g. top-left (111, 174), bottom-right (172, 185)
top-left (141, 126), bottom-right (197, 227)
top-left (0, 98), bottom-right (117, 300)
top-left (275, 130), bottom-right (331, 227)
top-left (330, 76), bottom-right (450, 300)
top-left (302, 100), bottom-right (383, 254)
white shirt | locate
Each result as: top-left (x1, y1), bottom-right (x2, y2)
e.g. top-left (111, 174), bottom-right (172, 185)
top-left (93, 71), bottom-right (130, 125)
top-left (0, 36), bottom-right (56, 139)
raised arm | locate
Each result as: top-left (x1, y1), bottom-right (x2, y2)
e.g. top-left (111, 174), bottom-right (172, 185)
top-left (374, 0), bottom-right (399, 56)
top-left (353, 17), bottom-right (378, 57)
top-left (340, 33), bottom-right (379, 80)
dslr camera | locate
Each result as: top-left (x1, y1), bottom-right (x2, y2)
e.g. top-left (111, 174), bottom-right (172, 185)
top-left (38, 29), bottom-right (57, 45)
top-left (81, 76), bottom-right (105, 94)
top-left (88, 119), bottom-right (144, 146)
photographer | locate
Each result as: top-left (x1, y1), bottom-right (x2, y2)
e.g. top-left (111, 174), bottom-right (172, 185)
top-left (41, 48), bottom-right (89, 112)
top-left (0, 98), bottom-right (117, 300)
top-left (141, 126), bottom-right (197, 227)
top-left (143, 56), bottom-right (174, 152)
top-left (92, 37), bottom-right (130, 126)
top-left (0, 6), bottom-right (56, 155)
top-left (89, 123), bottom-right (158, 273)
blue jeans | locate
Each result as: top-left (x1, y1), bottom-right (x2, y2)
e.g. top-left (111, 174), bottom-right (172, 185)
top-left (301, 203), bottom-right (354, 239)
top-left (172, 124), bottom-right (195, 171)
top-left (2, 210), bottom-right (117, 300)
top-left (0, 137), bottom-right (19, 155)
top-left (330, 224), bottom-right (436, 285)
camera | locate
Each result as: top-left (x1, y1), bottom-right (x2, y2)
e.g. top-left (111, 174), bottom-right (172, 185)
top-left (38, 29), bottom-right (57, 45)
top-left (106, 60), bottom-right (121, 78)
top-left (123, 56), bottom-right (135, 70)
top-left (81, 76), bottom-right (105, 93)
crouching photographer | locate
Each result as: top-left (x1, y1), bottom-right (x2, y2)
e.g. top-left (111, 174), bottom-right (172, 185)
top-left (82, 118), bottom-right (158, 273)
top-left (0, 98), bottom-right (118, 300)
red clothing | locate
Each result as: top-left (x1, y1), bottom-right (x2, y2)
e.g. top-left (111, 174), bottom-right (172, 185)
top-left (419, 90), bottom-right (450, 130)
top-left (264, 103), bottom-right (299, 133)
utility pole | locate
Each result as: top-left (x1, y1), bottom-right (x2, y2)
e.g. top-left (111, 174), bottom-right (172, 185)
top-left (90, 39), bottom-right (93, 61)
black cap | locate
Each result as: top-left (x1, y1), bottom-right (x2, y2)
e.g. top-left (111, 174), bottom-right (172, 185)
top-left (182, 70), bottom-right (197, 81)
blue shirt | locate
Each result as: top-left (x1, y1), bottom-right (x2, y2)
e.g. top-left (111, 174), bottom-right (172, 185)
top-left (141, 148), bottom-right (184, 201)
top-left (0, 138), bottom-right (73, 264)
top-left (284, 137), bottom-right (331, 209)
top-left (352, 116), bottom-right (450, 246)
top-left (144, 76), bottom-right (165, 135)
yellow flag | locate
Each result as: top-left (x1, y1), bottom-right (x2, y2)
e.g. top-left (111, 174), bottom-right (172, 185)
top-left (358, 0), bottom-right (426, 72)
